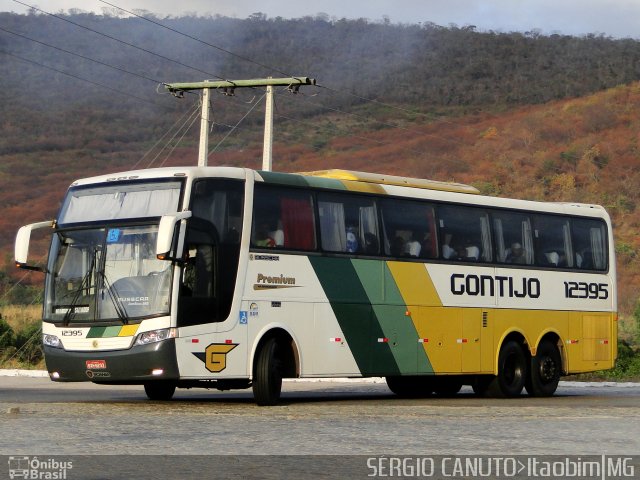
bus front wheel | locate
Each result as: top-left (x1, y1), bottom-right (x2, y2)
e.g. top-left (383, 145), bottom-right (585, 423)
top-left (487, 340), bottom-right (527, 397)
top-left (144, 381), bottom-right (176, 401)
top-left (253, 337), bottom-right (283, 406)
top-left (525, 340), bottom-right (561, 397)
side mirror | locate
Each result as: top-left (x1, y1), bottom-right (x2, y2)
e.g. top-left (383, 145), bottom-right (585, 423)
top-left (15, 220), bottom-right (54, 272)
top-left (156, 211), bottom-right (192, 260)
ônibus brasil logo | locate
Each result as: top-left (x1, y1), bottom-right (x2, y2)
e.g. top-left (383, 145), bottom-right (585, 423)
top-left (8, 456), bottom-right (73, 479)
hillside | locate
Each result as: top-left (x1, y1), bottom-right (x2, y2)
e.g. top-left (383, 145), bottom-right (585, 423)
top-left (173, 82), bottom-right (639, 312)
top-left (2, 82), bottom-right (640, 314)
top-left (0, 12), bottom-right (639, 315)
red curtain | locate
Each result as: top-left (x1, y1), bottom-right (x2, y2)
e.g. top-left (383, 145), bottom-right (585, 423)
top-left (281, 197), bottom-right (315, 250)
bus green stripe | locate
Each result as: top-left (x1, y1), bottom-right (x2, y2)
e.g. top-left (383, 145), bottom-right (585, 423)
top-left (382, 263), bottom-right (433, 374)
top-left (304, 176), bottom-right (347, 190)
top-left (257, 170), bottom-right (347, 191)
top-left (309, 256), bottom-right (399, 376)
top-left (257, 171), bottom-right (310, 187)
top-left (352, 260), bottom-right (434, 374)
top-left (86, 325), bottom-right (128, 338)
top-left (86, 327), bottom-right (107, 338)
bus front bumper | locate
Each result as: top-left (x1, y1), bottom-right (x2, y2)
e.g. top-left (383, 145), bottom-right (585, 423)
top-left (44, 339), bottom-right (179, 383)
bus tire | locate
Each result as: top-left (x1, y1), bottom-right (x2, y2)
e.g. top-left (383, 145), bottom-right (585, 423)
top-left (386, 376), bottom-right (433, 398)
top-left (526, 340), bottom-right (561, 397)
top-left (487, 340), bottom-right (527, 397)
top-left (253, 337), bottom-right (283, 406)
top-left (144, 381), bottom-right (176, 401)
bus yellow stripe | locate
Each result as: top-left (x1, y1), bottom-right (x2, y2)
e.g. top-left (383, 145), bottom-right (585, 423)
top-left (386, 262), bottom-right (442, 307)
top-left (118, 324), bottom-right (139, 337)
top-left (341, 180), bottom-right (387, 194)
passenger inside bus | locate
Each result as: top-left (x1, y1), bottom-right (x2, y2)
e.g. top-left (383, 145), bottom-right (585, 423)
top-left (404, 232), bottom-right (422, 257)
top-left (505, 242), bottom-right (526, 264)
top-left (390, 236), bottom-right (405, 257)
top-left (363, 232), bottom-right (379, 254)
top-left (254, 222), bottom-right (277, 248)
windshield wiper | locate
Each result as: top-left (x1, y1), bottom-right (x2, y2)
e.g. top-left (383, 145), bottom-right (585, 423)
top-left (62, 254), bottom-right (96, 326)
top-left (98, 271), bottom-right (129, 325)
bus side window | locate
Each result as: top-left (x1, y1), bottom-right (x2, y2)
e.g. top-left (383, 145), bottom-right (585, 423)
top-left (190, 179), bottom-right (244, 246)
top-left (252, 186), bottom-right (316, 251)
top-left (318, 193), bottom-right (378, 254)
top-left (493, 212), bottom-right (534, 265)
top-left (533, 215), bottom-right (573, 268)
top-left (379, 198), bottom-right (437, 259)
top-left (570, 218), bottom-right (607, 271)
top-left (437, 205), bottom-right (491, 262)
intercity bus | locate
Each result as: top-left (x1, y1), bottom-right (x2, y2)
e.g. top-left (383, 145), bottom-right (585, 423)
top-left (15, 167), bottom-right (617, 405)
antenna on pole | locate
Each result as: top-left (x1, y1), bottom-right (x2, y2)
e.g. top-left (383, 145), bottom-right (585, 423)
top-left (165, 77), bottom-right (316, 171)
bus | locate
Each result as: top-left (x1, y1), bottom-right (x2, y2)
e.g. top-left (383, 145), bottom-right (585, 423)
top-left (15, 167), bottom-right (617, 405)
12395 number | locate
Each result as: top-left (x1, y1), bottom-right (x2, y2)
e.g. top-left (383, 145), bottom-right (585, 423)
top-left (564, 281), bottom-right (608, 300)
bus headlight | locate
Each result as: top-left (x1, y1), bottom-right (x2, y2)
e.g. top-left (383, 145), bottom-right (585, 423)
top-left (43, 334), bottom-right (63, 349)
top-left (134, 328), bottom-right (177, 346)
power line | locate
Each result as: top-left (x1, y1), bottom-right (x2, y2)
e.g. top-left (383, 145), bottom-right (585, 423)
top-left (209, 92), bottom-right (267, 156)
top-left (0, 25), bottom-right (161, 85)
top-left (274, 90), bottom-right (486, 169)
top-left (98, 0), bottom-right (294, 79)
top-left (270, 104), bottom-right (474, 171)
top-left (148, 103), bottom-right (201, 168)
top-left (7, 2), bottom-right (481, 168)
top-left (132, 99), bottom-right (201, 169)
top-left (278, 89), bottom-right (464, 148)
top-left (92, 1), bottom-right (489, 140)
top-left (0, 50), bottom-right (173, 110)
top-left (315, 83), bottom-right (442, 122)
top-left (12, 0), bottom-right (228, 81)
top-left (158, 109), bottom-right (202, 167)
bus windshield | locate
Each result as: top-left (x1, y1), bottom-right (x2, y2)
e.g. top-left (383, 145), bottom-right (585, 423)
top-left (58, 180), bottom-right (182, 225)
top-left (44, 225), bottom-right (172, 323)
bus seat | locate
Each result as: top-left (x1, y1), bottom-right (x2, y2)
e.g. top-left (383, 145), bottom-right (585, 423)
top-left (442, 244), bottom-right (455, 259)
top-left (363, 233), bottom-right (379, 254)
top-left (466, 245), bottom-right (480, 261)
top-left (545, 251), bottom-right (559, 266)
top-left (269, 229), bottom-right (284, 246)
top-left (580, 250), bottom-right (593, 269)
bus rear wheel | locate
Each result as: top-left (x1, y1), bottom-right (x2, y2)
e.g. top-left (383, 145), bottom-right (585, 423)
top-left (144, 381), bottom-right (176, 401)
top-left (253, 337), bottom-right (283, 406)
top-left (525, 340), bottom-right (561, 397)
top-left (487, 340), bottom-right (527, 397)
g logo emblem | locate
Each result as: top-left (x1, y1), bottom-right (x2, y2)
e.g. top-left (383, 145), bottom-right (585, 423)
top-left (205, 343), bottom-right (238, 372)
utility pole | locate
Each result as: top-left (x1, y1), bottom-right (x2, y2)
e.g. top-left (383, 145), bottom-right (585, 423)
top-left (197, 87), bottom-right (211, 167)
top-left (165, 77), bottom-right (315, 170)
top-left (262, 84), bottom-right (274, 172)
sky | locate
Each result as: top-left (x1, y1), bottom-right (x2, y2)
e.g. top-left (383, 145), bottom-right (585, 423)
top-left (2, 0), bottom-right (639, 39)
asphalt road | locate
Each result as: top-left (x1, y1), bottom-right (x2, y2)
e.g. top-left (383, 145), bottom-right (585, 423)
top-left (1, 376), bottom-right (639, 456)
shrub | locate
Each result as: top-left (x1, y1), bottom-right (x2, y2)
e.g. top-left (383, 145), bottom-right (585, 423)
top-left (14, 322), bottom-right (43, 364)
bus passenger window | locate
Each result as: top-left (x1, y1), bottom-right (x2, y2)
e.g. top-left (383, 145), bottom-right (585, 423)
top-left (493, 211), bottom-right (534, 265)
top-left (533, 215), bottom-right (573, 268)
top-left (570, 218), bottom-right (607, 271)
top-left (437, 205), bottom-right (492, 262)
top-left (252, 186), bottom-right (316, 251)
top-left (380, 199), bottom-right (437, 259)
top-left (318, 193), bottom-right (378, 254)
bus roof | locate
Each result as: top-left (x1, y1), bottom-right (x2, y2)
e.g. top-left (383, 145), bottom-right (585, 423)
top-left (298, 169), bottom-right (480, 195)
